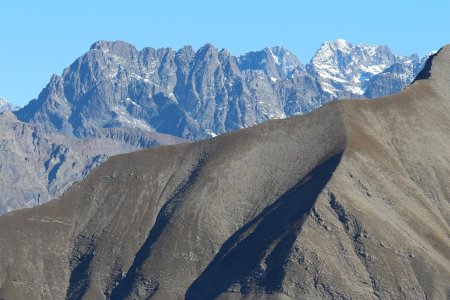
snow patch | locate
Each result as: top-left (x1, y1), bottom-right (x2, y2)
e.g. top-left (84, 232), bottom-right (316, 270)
top-left (268, 48), bottom-right (279, 65)
top-left (205, 129), bottom-right (217, 137)
top-left (113, 105), bottom-right (153, 131)
top-left (345, 86), bottom-right (364, 95)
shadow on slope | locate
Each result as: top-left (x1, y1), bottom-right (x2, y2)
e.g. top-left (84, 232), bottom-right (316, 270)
top-left (185, 154), bottom-right (342, 300)
top-left (107, 154), bottom-right (209, 299)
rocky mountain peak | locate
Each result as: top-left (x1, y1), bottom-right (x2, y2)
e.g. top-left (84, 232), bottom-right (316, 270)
top-left (196, 43), bottom-right (219, 59)
top-left (237, 46), bottom-right (303, 81)
top-left (13, 39), bottom-right (430, 142)
top-left (269, 46), bottom-right (304, 77)
top-left (89, 40), bottom-right (139, 59)
top-left (321, 39), bottom-right (352, 54)
top-left (308, 39), bottom-right (427, 98)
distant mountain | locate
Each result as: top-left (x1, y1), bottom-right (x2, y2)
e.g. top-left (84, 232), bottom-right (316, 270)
top-left (0, 45), bottom-right (448, 299)
top-left (15, 41), bottom-right (326, 140)
top-left (0, 110), bottom-right (183, 213)
top-left (0, 97), bottom-right (19, 112)
top-left (364, 54), bottom-right (431, 98)
top-left (16, 40), bottom-right (428, 141)
top-left (307, 39), bottom-right (428, 99)
top-left (0, 39), bottom-right (430, 213)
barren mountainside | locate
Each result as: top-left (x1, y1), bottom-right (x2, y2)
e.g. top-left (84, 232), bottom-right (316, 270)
top-left (0, 45), bottom-right (448, 299)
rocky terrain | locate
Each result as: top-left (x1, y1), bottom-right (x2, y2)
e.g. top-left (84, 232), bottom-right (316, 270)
top-left (17, 39), bottom-right (427, 140)
top-left (0, 45), bottom-right (448, 299)
top-left (0, 111), bottom-right (183, 213)
top-left (0, 39), bottom-right (429, 213)
top-left (308, 39), bottom-right (428, 99)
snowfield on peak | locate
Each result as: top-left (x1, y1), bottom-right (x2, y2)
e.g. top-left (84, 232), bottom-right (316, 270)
top-left (307, 40), bottom-right (428, 98)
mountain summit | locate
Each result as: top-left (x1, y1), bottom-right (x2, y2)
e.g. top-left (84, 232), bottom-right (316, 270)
top-left (308, 39), bottom-right (427, 98)
top-left (0, 45), bottom-right (448, 299)
top-left (15, 39), bottom-right (427, 140)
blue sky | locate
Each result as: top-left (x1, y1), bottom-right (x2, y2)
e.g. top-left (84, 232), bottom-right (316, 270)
top-left (1, 0), bottom-right (449, 106)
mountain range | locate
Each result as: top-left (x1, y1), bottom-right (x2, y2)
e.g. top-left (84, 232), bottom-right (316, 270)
top-left (16, 39), bottom-right (428, 140)
top-left (0, 44), bottom-right (448, 299)
top-left (0, 39), bottom-right (430, 213)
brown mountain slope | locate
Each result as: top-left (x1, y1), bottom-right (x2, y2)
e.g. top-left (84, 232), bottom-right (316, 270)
top-left (0, 46), bottom-right (449, 299)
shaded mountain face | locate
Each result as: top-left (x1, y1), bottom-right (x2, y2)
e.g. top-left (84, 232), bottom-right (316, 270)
top-left (0, 40), bottom-right (429, 214)
top-left (0, 45), bottom-right (448, 299)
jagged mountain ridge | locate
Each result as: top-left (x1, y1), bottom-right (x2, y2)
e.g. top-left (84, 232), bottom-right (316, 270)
top-left (308, 39), bottom-right (428, 98)
top-left (16, 39), bottom-right (427, 140)
top-left (0, 45), bottom-right (448, 299)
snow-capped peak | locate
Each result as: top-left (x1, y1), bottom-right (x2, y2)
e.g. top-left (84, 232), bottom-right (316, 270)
top-left (329, 39), bottom-right (352, 52)
top-left (334, 39), bottom-right (350, 47)
top-left (307, 40), bottom-right (422, 98)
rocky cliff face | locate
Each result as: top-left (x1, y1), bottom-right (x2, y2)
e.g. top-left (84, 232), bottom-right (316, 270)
top-left (16, 40), bottom-right (427, 141)
top-left (15, 41), bottom-right (322, 140)
top-left (0, 45), bottom-right (448, 300)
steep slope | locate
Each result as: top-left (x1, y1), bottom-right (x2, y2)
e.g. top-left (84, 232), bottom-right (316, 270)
top-left (0, 45), bottom-right (449, 299)
top-left (0, 111), bottom-right (184, 213)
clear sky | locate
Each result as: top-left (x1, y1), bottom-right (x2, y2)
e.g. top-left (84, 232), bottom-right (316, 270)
top-left (1, 0), bottom-right (449, 106)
